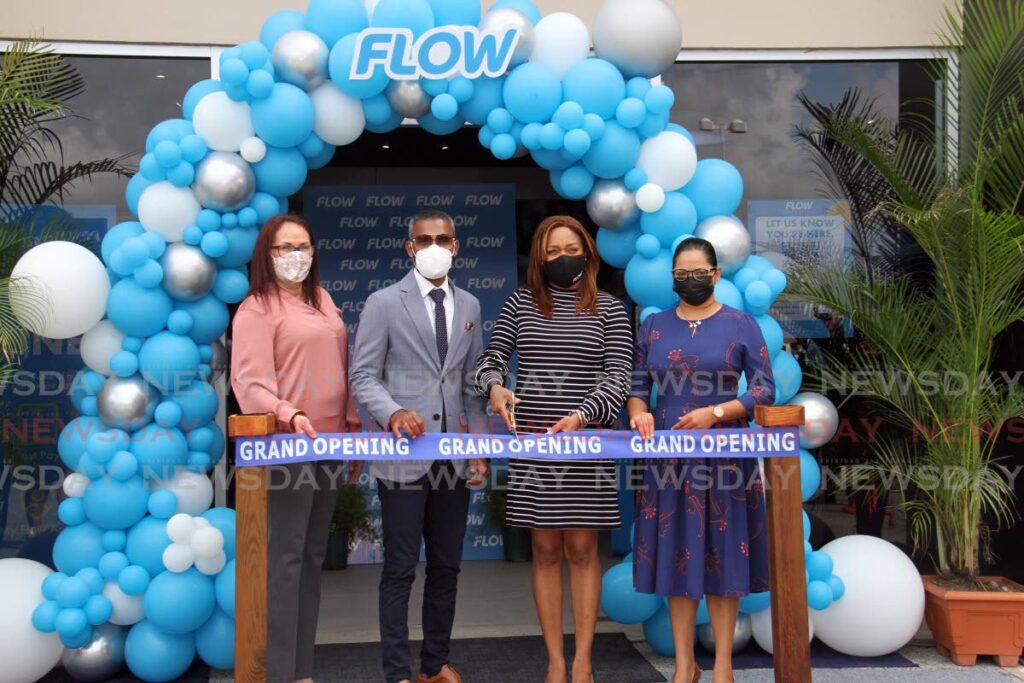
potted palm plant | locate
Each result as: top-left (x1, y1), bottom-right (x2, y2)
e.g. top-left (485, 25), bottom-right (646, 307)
top-left (323, 484), bottom-right (376, 570)
top-left (786, 0), bottom-right (1024, 667)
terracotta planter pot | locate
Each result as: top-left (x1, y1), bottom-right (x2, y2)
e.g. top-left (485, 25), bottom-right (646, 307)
top-left (923, 575), bottom-right (1024, 667)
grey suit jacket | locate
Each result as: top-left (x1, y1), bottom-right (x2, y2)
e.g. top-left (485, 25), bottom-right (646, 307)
top-left (349, 270), bottom-right (488, 484)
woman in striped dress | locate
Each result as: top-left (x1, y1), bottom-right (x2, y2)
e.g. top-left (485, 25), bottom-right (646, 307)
top-left (476, 216), bottom-right (632, 683)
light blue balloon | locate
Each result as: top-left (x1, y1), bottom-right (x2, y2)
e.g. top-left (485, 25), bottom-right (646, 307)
top-left (260, 9), bottom-right (306, 50)
top-left (124, 175), bottom-right (152, 217)
top-left (807, 579), bottom-right (834, 611)
top-left (196, 608), bottom-right (234, 669)
top-left (251, 83), bottom-right (315, 149)
top-left (253, 146), bottom-right (308, 197)
top-left (102, 222), bottom-right (146, 267)
top-left (118, 565), bottom-right (152, 597)
top-left (743, 254), bottom-right (775, 276)
top-left (644, 85), bottom-right (675, 114)
top-left (772, 350), bottom-right (802, 404)
top-left (69, 369), bottom-right (104, 412)
top-left (755, 314), bottom-right (784, 358)
top-left (625, 249), bottom-right (677, 309)
top-left (639, 307), bottom-right (661, 324)
top-left (175, 295), bottom-right (230, 345)
top-left (372, 0), bottom-right (435, 37)
top-left (125, 518), bottom-right (172, 579)
top-left (681, 159), bottom-right (744, 220)
top-left (530, 147), bottom-right (574, 171)
top-left (635, 234), bottom-right (661, 259)
top-left (139, 331), bottom-right (201, 393)
top-left (213, 269), bottom-right (250, 304)
top-left (328, 33), bottom-right (389, 99)
top-left (827, 574), bottom-right (846, 601)
top-left (712, 278), bottom-right (745, 309)
top-left (806, 550), bottom-right (834, 583)
top-left (739, 591), bottom-right (771, 614)
top-left (491, 0), bottom-right (541, 23)
top-left (600, 563), bottom-right (662, 624)
top-left (84, 476), bottom-right (149, 531)
top-left (563, 59), bottom-right (626, 120)
top-left (365, 109), bottom-right (403, 133)
top-left (108, 279), bottom-right (173, 338)
top-left (539, 123), bottom-right (565, 151)
top-left (802, 510), bottom-right (811, 540)
top-left (799, 449), bottom-right (821, 502)
top-left (54, 523), bottom-right (105, 575)
top-left (144, 568), bottom-right (216, 635)
top-left (763, 268), bottom-right (788, 299)
top-left (744, 280), bottom-right (773, 316)
top-left (56, 608), bottom-right (89, 642)
top-left (666, 123), bottom-right (695, 145)
top-left (100, 552), bottom-right (131, 581)
top-left (145, 119), bottom-right (193, 153)
top-left (583, 121), bottom-right (640, 179)
top-left (616, 97), bottom-right (647, 129)
top-left (642, 603), bottom-right (674, 657)
top-left (58, 498), bottom-right (87, 526)
top-left (427, 0), bottom-right (481, 25)
top-left (731, 266), bottom-right (759, 294)
top-left (170, 380), bottom-right (220, 431)
top-left (125, 620), bottom-right (196, 683)
top-left (503, 63), bottom-right (562, 124)
top-left (32, 601), bottom-right (60, 632)
top-left (214, 560), bottom-right (235, 616)
top-left (640, 192), bottom-right (698, 248)
top-left (431, 93), bottom-right (459, 121)
top-left (461, 76), bottom-right (505, 125)
top-left (551, 165), bottom-right (594, 200)
top-left (563, 129), bottom-right (591, 158)
top-left (305, 0), bottom-right (368, 47)
top-left (59, 415), bottom-right (105, 470)
top-left (131, 424), bottom-right (188, 480)
top-left (491, 133), bottom-right (518, 160)
top-left (596, 224), bottom-right (641, 269)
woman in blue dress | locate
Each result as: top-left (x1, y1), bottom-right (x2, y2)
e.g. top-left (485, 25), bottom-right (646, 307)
top-left (627, 237), bottom-right (775, 683)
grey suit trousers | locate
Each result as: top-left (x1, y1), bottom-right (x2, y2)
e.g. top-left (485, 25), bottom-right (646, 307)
top-left (265, 463), bottom-right (341, 682)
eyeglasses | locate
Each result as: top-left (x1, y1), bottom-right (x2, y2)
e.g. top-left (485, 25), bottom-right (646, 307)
top-left (672, 268), bottom-right (717, 282)
top-left (411, 234), bottom-right (455, 249)
top-left (272, 244), bottom-right (314, 256)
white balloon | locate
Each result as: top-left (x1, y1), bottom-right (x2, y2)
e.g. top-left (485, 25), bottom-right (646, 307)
top-left (310, 82), bottom-right (366, 146)
top-left (812, 535), bottom-right (924, 657)
top-left (80, 319), bottom-right (125, 376)
top-left (750, 606), bottom-right (814, 654)
top-left (10, 241), bottom-right (109, 340)
top-left (137, 181), bottom-right (202, 243)
top-left (530, 12), bottom-right (590, 79)
top-left (102, 580), bottom-right (144, 626)
top-left (165, 513), bottom-right (198, 545)
top-left (193, 517), bottom-right (212, 529)
top-left (635, 183), bottom-right (666, 213)
top-left (365, 0), bottom-right (380, 20)
top-left (592, 0), bottom-right (682, 78)
top-left (155, 472), bottom-right (214, 517)
top-left (240, 136), bottom-right (267, 163)
top-left (195, 551), bottom-right (227, 576)
top-left (162, 542), bottom-right (195, 573)
top-left (637, 131), bottom-right (697, 191)
top-left (62, 472), bottom-right (91, 498)
top-left (190, 526), bottom-right (225, 559)
top-left (0, 559), bottom-right (64, 683)
top-left (192, 91), bottom-right (255, 152)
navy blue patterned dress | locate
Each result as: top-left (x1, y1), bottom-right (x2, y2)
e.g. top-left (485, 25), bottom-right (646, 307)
top-left (631, 305), bottom-right (775, 599)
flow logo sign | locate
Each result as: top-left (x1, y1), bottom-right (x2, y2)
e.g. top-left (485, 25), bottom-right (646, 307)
top-left (351, 26), bottom-right (521, 81)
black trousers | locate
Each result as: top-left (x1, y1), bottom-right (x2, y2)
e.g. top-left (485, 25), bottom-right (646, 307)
top-left (377, 462), bottom-right (469, 683)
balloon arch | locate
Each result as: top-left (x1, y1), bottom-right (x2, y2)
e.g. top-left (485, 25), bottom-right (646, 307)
top-left (5, 1), bottom-right (914, 681)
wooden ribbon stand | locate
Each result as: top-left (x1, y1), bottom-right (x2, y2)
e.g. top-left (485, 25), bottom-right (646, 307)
top-left (229, 405), bottom-right (810, 683)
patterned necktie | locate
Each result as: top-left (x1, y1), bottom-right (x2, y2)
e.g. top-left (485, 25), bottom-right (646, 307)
top-left (429, 288), bottom-right (447, 367)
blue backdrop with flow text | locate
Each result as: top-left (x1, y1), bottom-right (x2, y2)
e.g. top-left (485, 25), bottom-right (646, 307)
top-left (305, 184), bottom-right (518, 564)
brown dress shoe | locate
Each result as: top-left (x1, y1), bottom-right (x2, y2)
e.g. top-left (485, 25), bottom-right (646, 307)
top-left (416, 664), bottom-right (463, 683)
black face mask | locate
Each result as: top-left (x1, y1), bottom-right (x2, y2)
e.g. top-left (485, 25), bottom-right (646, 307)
top-left (544, 255), bottom-right (587, 289)
top-left (673, 277), bottom-right (715, 305)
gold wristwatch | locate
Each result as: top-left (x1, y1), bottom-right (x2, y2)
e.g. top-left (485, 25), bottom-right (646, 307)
top-left (712, 404), bottom-right (726, 422)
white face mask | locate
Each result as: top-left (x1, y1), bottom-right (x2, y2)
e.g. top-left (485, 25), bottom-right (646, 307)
top-left (414, 244), bottom-right (453, 280)
top-left (273, 251), bottom-right (313, 283)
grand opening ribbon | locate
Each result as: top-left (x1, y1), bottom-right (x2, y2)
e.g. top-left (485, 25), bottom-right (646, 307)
top-left (234, 428), bottom-right (801, 467)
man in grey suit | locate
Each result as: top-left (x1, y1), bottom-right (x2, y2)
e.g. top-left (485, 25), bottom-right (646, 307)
top-left (350, 209), bottom-right (488, 683)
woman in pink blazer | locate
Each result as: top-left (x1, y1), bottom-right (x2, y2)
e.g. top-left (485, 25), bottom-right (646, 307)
top-left (231, 214), bottom-right (361, 683)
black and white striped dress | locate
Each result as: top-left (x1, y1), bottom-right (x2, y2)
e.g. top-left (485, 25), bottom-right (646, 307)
top-left (476, 287), bottom-right (633, 529)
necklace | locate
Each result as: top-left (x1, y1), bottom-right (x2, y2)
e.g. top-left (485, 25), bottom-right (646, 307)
top-left (687, 319), bottom-right (701, 336)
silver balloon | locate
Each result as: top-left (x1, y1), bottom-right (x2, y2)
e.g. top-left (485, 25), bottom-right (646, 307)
top-left (697, 613), bottom-right (753, 654)
top-left (97, 375), bottom-right (158, 432)
top-left (586, 180), bottom-right (640, 230)
top-left (272, 29), bottom-right (329, 91)
top-left (479, 7), bottom-right (535, 69)
top-left (209, 339), bottom-right (227, 383)
top-left (791, 391), bottom-right (840, 449)
top-left (592, 0), bottom-right (682, 78)
top-left (385, 80), bottom-right (432, 119)
top-left (694, 215), bottom-right (752, 276)
top-left (160, 242), bottom-right (216, 302)
top-left (192, 151), bottom-right (255, 213)
top-left (62, 623), bottom-right (127, 682)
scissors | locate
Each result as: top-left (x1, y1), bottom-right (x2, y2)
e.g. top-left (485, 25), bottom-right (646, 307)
top-left (508, 393), bottom-right (519, 439)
